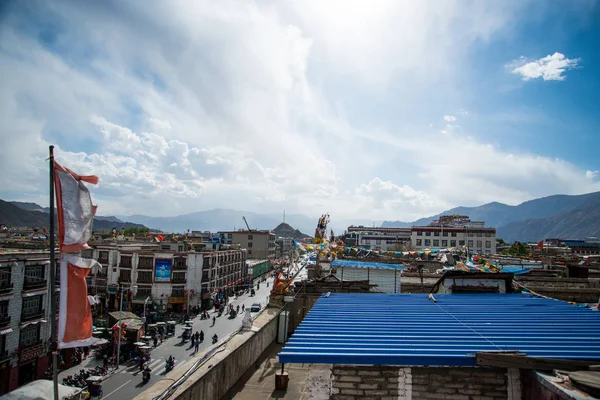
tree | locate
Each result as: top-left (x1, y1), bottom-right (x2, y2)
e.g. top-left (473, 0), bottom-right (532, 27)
top-left (124, 227), bottom-right (150, 236)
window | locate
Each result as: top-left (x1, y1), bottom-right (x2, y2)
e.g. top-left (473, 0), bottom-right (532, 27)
top-left (22, 295), bottom-right (42, 319)
top-left (248, 235), bottom-right (253, 240)
top-left (459, 240), bottom-right (465, 246)
top-left (451, 232), bottom-right (457, 237)
top-left (468, 232), bottom-right (474, 237)
top-left (416, 239), bottom-right (422, 246)
top-left (477, 232), bottom-right (482, 237)
top-left (484, 232), bottom-right (490, 237)
top-left (450, 240), bottom-right (456, 247)
top-left (171, 287), bottom-right (185, 297)
top-left (248, 242), bottom-right (253, 248)
top-left (178, 245), bottom-right (184, 252)
top-left (161, 245), bottom-right (171, 250)
top-left (433, 240), bottom-right (439, 247)
top-left (433, 231), bottom-right (439, 237)
top-left (172, 272), bottom-right (186, 282)
top-left (416, 231), bottom-right (422, 236)
top-left (119, 270), bottom-right (131, 282)
top-left (0, 266), bottom-right (11, 288)
top-left (120, 256), bottom-right (132, 267)
top-left (468, 240), bottom-right (473, 248)
top-left (137, 286), bottom-right (152, 298)
top-left (441, 240), bottom-right (448, 247)
top-left (139, 257), bottom-right (153, 268)
top-left (486, 241), bottom-right (491, 248)
top-left (376, 239), bottom-right (381, 245)
top-left (424, 239), bottom-right (431, 246)
top-left (0, 300), bottom-right (8, 319)
top-left (98, 251), bottom-right (109, 262)
top-left (24, 265), bottom-right (45, 288)
top-left (477, 240), bottom-right (482, 248)
top-left (137, 271), bottom-right (152, 283)
top-left (442, 232), bottom-right (448, 237)
top-left (425, 232), bottom-right (431, 236)
top-left (20, 325), bottom-right (40, 348)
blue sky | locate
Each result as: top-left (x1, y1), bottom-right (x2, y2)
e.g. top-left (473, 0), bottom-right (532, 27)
top-left (0, 0), bottom-right (599, 221)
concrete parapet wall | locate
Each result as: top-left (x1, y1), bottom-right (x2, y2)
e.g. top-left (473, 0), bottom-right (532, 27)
top-left (133, 308), bottom-right (281, 400)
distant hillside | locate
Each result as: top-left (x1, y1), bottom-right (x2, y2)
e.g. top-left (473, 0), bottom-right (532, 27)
top-left (2, 199), bottom-right (148, 231)
top-left (382, 191), bottom-right (600, 242)
top-left (272, 223), bottom-right (311, 240)
top-left (497, 203), bottom-right (600, 242)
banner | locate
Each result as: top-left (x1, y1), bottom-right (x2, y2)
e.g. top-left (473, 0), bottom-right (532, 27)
top-left (155, 259), bottom-right (172, 282)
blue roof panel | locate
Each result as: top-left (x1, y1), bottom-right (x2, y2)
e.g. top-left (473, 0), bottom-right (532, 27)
top-left (278, 293), bottom-right (600, 366)
top-left (331, 259), bottom-right (406, 270)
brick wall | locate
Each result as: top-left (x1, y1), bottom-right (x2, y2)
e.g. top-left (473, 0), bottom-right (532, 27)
top-left (331, 365), bottom-right (509, 400)
top-left (331, 365), bottom-right (411, 400)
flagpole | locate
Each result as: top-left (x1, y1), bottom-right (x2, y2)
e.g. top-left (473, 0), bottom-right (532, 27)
top-left (49, 145), bottom-right (59, 400)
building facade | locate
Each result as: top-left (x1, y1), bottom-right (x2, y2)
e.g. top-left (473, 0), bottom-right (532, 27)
top-left (345, 226), bottom-right (412, 251)
top-left (411, 215), bottom-right (497, 254)
top-left (219, 230), bottom-right (276, 259)
top-left (83, 243), bottom-right (247, 314)
top-left (0, 251), bottom-right (58, 394)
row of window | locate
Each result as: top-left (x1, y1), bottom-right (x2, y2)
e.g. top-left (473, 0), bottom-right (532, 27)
top-left (415, 239), bottom-right (493, 248)
top-left (415, 231), bottom-right (493, 237)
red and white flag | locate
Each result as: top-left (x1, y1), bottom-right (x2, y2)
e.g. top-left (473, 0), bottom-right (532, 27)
top-left (58, 255), bottom-right (101, 349)
top-left (54, 161), bottom-right (99, 253)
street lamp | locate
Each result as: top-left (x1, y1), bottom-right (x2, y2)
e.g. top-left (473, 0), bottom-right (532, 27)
top-left (116, 284), bottom-right (137, 369)
top-left (142, 296), bottom-right (150, 334)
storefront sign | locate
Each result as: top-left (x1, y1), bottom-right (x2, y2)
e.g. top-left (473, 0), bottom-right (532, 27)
top-left (19, 343), bottom-right (44, 364)
top-left (168, 297), bottom-right (186, 304)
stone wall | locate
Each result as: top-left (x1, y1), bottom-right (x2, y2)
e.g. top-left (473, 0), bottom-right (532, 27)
top-left (133, 308), bottom-right (281, 400)
top-left (331, 365), bottom-right (511, 400)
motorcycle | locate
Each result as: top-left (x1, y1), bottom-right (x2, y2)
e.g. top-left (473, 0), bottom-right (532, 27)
top-left (142, 369), bottom-right (151, 384)
top-left (165, 358), bottom-right (175, 372)
top-left (212, 335), bottom-right (218, 344)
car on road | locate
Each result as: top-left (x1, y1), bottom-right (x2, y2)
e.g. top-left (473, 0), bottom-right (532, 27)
top-left (250, 303), bottom-right (261, 312)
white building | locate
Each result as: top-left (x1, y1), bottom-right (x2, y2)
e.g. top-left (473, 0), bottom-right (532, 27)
top-left (410, 215), bottom-right (497, 254)
top-left (345, 226), bottom-right (412, 251)
top-left (331, 259), bottom-right (406, 294)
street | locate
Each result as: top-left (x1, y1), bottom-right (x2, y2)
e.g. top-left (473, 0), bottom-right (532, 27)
top-left (99, 275), bottom-right (275, 399)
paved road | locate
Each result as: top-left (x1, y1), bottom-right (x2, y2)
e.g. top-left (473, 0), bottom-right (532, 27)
top-left (101, 275), bottom-right (276, 399)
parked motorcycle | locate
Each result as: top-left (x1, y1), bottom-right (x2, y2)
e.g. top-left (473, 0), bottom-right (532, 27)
top-left (142, 368), bottom-right (151, 384)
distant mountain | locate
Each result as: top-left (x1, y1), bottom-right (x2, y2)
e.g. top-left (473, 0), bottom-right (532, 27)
top-left (382, 191), bottom-right (600, 241)
top-left (272, 223), bottom-right (311, 240)
top-left (3, 199), bottom-right (147, 231)
top-left (497, 203), bottom-right (600, 242)
top-left (117, 209), bottom-right (376, 235)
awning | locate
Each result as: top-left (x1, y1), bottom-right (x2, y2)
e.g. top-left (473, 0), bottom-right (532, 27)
top-left (0, 328), bottom-right (13, 335)
top-left (22, 289), bottom-right (48, 297)
top-left (20, 319), bottom-right (47, 328)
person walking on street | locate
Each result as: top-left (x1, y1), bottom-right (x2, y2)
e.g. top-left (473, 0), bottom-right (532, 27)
top-left (200, 330), bottom-right (204, 342)
top-left (153, 335), bottom-right (158, 348)
top-left (194, 337), bottom-right (200, 352)
top-left (195, 331), bottom-right (200, 342)
top-left (212, 316), bottom-right (216, 326)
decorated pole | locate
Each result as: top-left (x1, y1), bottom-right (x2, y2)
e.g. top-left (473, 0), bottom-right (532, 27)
top-left (48, 145), bottom-right (59, 400)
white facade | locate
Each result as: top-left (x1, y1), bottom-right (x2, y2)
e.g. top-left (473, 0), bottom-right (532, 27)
top-left (410, 226), bottom-right (497, 254)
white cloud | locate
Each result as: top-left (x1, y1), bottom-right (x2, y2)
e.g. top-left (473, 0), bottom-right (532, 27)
top-left (443, 115), bottom-right (457, 123)
top-left (0, 2), bottom-right (598, 224)
top-left (587, 170), bottom-right (599, 179)
top-left (510, 52), bottom-right (580, 81)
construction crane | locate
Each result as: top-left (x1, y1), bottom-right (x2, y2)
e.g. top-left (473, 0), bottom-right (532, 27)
top-left (242, 216), bottom-right (251, 231)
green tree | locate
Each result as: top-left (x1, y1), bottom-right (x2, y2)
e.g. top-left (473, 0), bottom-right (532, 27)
top-left (124, 227), bottom-right (150, 236)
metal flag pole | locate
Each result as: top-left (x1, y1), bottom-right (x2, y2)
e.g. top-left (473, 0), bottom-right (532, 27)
top-left (49, 145), bottom-right (59, 400)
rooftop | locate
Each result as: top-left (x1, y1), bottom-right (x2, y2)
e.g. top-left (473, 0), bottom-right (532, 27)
top-left (330, 259), bottom-right (406, 271)
top-left (278, 293), bottom-right (600, 366)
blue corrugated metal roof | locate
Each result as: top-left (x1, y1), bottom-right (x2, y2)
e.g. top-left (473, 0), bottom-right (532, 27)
top-left (498, 266), bottom-right (531, 275)
top-left (331, 259), bottom-right (406, 270)
top-left (278, 293), bottom-right (600, 366)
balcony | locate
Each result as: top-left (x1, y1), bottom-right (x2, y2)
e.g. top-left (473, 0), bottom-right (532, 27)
top-left (23, 278), bottom-right (47, 291)
top-left (21, 309), bottom-right (45, 322)
top-left (0, 283), bottom-right (13, 295)
top-left (0, 315), bottom-right (10, 328)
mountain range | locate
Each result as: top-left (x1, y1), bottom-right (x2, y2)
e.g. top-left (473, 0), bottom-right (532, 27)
top-left (382, 192), bottom-right (600, 242)
top-left (4, 191), bottom-right (600, 242)
top-left (1, 199), bottom-right (147, 231)
top-left (272, 223), bottom-right (311, 240)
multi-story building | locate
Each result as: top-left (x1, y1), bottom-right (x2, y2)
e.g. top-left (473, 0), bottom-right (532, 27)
top-left (0, 250), bottom-right (59, 394)
top-left (410, 215), bottom-right (497, 254)
top-left (345, 226), bottom-right (412, 251)
top-left (219, 230), bottom-right (276, 259)
top-left (275, 237), bottom-right (294, 258)
top-left (83, 243), bottom-right (247, 314)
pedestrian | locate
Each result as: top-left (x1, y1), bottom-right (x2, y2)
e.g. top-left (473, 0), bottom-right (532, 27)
top-left (200, 330), bottom-right (204, 342)
top-left (103, 354), bottom-right (108, 371)
top-left (160, 333), bottom-right (164, 344)
top-left (212, 316), bottom-right (216, 326)
top-left (194, 338), bottom-right (200, 352)
top-left (195, 331), bottom-right (200, 342)
top-left (242, 304), bottom-right (245, 312)
top-left (153, 335), bottom-right (158, 348)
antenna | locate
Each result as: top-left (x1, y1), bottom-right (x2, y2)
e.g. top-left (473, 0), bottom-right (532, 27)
top-left (283, 209), bottom-right (286, 224)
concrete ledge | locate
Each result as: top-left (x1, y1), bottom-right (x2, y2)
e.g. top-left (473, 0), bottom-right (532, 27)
top-left (133, 307), bottom-right (282, 400)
